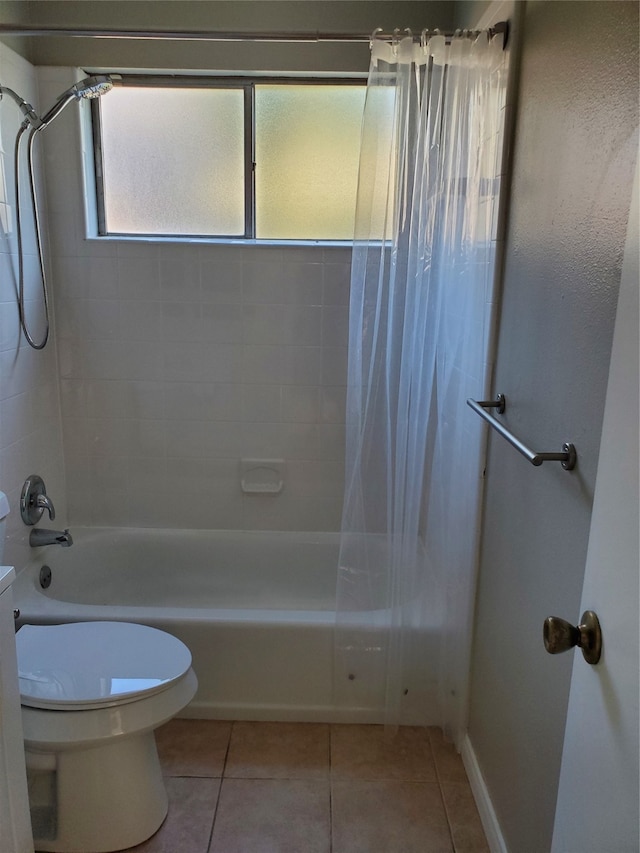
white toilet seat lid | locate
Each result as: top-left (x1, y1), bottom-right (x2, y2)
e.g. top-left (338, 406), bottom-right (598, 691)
top-left (16, 621), bottom-right (193, 710)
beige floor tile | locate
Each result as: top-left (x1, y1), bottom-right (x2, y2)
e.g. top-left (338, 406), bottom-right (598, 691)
top-left (225, 721), bottom-right (330, 780)
top-left (428, 727), bottom-right (469, 784)
top-left (441, 783), bottom-right (490, 853)
top-left (332, 779), bottom-right (453, 853)
top-left (331, 724), bottom-right (437, 782)
top-left (125, 777), bottom-right (220, 853)
top-left (155, 719), bottom-right (232, 777)
top-left (209, 778), bottom-right (330, 853)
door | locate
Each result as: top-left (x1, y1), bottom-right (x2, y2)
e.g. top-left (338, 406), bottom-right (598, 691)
top-left (551, 158), bottom-right (639, 850)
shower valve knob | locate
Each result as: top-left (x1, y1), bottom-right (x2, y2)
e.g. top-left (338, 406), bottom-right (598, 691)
top-left (20, 474), bottom-right (55, 525)
top-left (543, 610), bottom-right (602, 665)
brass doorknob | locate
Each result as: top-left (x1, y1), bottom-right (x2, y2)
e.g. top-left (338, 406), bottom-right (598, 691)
top-left (543, 610), bottom-right (602, 665)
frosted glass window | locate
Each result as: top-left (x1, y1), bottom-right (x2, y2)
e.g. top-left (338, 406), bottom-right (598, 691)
top-left (255, 85), bottom-right (365, 240)
top-left (100, 87), bottom-right (246, 236)
top-left (94, 78), bottom-right (367, 241)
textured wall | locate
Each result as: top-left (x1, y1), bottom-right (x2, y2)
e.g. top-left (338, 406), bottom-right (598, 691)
top-left (468, 2), bottom-right (639, 850)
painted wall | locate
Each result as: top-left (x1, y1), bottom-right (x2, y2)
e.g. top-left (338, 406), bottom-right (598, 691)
top-left (0, 41), bottom-right (66, 572)
top-left (467, 2), bottom-right (639, 851)
top-left (0, 1), bottom-right (457, 72)
top-left (455, 1), bottom-right (493, 28)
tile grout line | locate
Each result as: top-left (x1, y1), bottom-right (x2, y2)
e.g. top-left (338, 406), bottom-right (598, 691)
top-left (328, 724), bottom-right (334, 853)
top-left (163, 720), bottom-right (474, 853)
top-left (429, 730), bottom-right (458, 853)
top-left (205, 720), bottom-right (234, 853)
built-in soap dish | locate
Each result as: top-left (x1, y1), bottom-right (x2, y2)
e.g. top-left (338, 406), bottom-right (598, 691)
top-left (240, 459), bottom-right (285, 495)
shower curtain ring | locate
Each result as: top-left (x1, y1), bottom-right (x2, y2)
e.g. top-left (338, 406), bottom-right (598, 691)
top-left (420, 29), bottom-right (430, 51)
top-left (392, 28), bottom-right (400, 55)
top-left (369, 27), bottom-right (383, 49)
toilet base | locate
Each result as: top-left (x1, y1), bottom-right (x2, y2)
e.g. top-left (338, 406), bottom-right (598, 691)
top-left (27, 732), bottom-right (168, 852)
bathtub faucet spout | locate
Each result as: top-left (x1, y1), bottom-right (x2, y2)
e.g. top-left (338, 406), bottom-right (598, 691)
top-left (29, 528), bottom-right (73, 547)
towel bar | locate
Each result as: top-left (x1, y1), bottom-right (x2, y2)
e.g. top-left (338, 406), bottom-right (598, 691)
top-left (467, 395), bottom-right (576, 470)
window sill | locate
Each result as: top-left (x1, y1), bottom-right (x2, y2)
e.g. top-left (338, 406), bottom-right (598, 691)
top-left (87, 235), bottom-right (354, 249)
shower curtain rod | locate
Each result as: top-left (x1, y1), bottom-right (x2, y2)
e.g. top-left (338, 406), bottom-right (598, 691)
top-left (0, 22), bottom-right (508, 46)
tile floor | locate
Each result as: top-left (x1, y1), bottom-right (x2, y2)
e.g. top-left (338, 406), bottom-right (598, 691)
top-left (120, 721), bottom-right (489, 853)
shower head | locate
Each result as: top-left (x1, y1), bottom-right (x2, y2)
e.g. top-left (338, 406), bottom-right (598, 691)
top-left (71, 75), bottom-right (118, 100)
top-left (1, 74), bottom-right (119, 131)
top-left (39, 74), bottom-right (121, 128)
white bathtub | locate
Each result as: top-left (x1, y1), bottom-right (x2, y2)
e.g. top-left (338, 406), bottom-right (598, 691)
top-left (13, 527), bottom-right (439, 724)
top-left (12, 527), bottom-right (364, 722)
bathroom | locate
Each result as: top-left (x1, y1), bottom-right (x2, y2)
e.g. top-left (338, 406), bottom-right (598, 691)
top-left (0, 1), bottom-right (637, 851)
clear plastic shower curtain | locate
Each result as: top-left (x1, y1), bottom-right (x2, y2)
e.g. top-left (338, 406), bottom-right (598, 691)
top-left (335, 31), bottom-right (507, 743)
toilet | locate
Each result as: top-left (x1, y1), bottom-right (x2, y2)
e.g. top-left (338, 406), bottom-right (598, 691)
top-left (15, 620), bottom-right (197, 853)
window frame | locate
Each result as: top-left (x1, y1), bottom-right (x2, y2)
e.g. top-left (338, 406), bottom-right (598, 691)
top-left (91, 74), bottom-right (366, 242)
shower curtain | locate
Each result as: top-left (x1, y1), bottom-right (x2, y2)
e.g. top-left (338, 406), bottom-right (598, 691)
top-left (335, 30), bottom-right (508, 744)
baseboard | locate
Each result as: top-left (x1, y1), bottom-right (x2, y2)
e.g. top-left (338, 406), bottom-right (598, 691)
top-left (180, 701), bottom-right (387, 724)
top-left (461, 734), bottom-right (508, 853)
top-left (180, 700), bottom-right (441, 726)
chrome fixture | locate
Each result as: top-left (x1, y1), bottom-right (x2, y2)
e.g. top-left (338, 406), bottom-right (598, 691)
top-left (20, 475), bottom-right (56, 525)
top-left (543, 611), bottom-right (602, 665)
top-left (0, 75), bottom-right (119, 349)
top-left (38, 75), bottom-right (119, 129)
top-left (0, 22), bottom-right (509, 47)
top-left (29, 528), bottom-right (73, 548)
top-left (466, 395), bottom-right (577, 470)
top-left (21, 476), bottom-right (71, 547)
top-left (0, 85), bottom-right (40, 126)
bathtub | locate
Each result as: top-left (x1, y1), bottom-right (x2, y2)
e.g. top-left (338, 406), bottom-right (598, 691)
top-left (13, 527), bottom-right (439, 724)
top-left (12, 527), bottom-right (383, 723)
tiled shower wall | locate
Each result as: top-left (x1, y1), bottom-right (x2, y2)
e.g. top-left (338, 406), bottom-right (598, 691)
top-left (40, 67), bottom-right (350, 532)
top-left (0, 46), bottom-right (66, 572)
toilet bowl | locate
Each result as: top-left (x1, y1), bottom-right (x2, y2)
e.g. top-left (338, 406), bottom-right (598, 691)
top-left (15, 621), bottom-right (198, 853)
